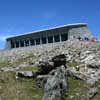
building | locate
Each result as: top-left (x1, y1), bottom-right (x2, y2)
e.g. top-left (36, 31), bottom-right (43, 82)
top-left (6, 23), bottom-right (92, 49)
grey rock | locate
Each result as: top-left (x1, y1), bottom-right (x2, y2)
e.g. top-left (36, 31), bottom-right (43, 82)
top-left (33, 54), bottom-right (66, 78)
top-left (36, 75), bottom-right (50, 88)
top-left (16, 71), bottom-right (33, 78)
top-left (68, 66), bottom-right (100, 87)
top-left (88, 87), bottom-right (98, 99)
top-left (42, 65), bottom-right (67, 100)
top-left (87, 69), bottom-right (100, 85)
top-left (86, 79), bottom-right (96, 86)
top-left (80, 50), bottom-right (100, 68)
top-left (1, 67), bottom-right (15, 72)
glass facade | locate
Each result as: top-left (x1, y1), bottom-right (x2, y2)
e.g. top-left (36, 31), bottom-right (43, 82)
top-left (20, 40), bottom-right (24, 47)
top-left (54, 35), bottom-right (60, 42)
top-left (61, 33), bottom-right (68, 41)
top-left (35, 38), bottom-right (40, 45)
top-left (48, 36), bottom-right (53, 43)
top-left (42, 37), bottom-right (46, 44)
top-left (25, 39), bottom-right (29, 46)
top-left (11, 40), bottom-right (15, 48)
top-left (30, 39), bottom-right (35, 46)
top-left (10, 32), bottom-right (68, 48)
top-left (15, 40), bottom-right (20, 48)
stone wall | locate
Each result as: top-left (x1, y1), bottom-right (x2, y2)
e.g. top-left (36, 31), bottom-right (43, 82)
top-left (68, 26), bottom-right (92, 39)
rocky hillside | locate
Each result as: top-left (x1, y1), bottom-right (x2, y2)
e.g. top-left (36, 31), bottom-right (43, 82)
top-left (0, 39), bottom-right (100, 100)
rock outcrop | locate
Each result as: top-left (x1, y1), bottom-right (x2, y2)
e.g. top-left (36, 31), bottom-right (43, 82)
top-left (36, 54), bottom-right (67, 100)
top-left (16, 71), bottom-right (33, 78)
top-left (68, 65), bottom-right (100, 86)
top-left (88, 87), bottom-right (98, 99)
top-left (33, 54), bottom-right (66, 78)
top-left (0, 40), bottom-right (100, 100)
top-left (42, 66), bottom-right (67, 100)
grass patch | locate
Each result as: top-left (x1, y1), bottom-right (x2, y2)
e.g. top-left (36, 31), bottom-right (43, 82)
top-left (9, 53), bottom-right (37, 66)
top-left (17, 65), bottom-right (38, 72)
top-left (65, 77), bottom-right (89, 100)
top-left (0, 57), bottom-right (9, 68)
top-left (0, 72), bottom-right (43, 100)
top-left (67, 61), bottom-right (80, 67)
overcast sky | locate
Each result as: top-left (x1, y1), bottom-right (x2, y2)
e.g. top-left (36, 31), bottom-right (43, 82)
top-left (0, 0), bottom-right (100, 48)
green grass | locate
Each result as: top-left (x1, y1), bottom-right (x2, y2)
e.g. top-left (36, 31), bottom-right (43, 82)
top-left (7, 53), bottom-right (39, 69)
top-left (0, 52), bottom-right (100, 100)
top-left (66, 61), bottom-right (80, 67)
top-left (65, 77), bottom-right (100, 100)
top-left (0, 72), bottom-right (43, 100)
top-left (0, 55), bottom-right (43, 100)
top-left (0, 57), bottom-right (10, 68)
top-left (17, 65), bottom-right (38, 72)
top-left (65, 77), bottom-right (90, 100)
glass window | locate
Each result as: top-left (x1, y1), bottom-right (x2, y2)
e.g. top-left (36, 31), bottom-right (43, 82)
top-left (20, 40), bottom-right (24, 47)
top-left (61, 33), bottom-right (68, 41)
top-left (25, 39), bottom-right (29, 46)
top-left (15, 40), bottom-right (19, 48)
top-left (48, 36), bottom-right (53, 43)
top-left (42, 37), bottom-right (46, 44)
top-left (36, 38), bottom-right (40, 45)
top-left (30, 39), bottom-right (35, 46)
top-left (54, 35), bottom-right (60, 42)
top-left (11, 40), bottom-right (15, 48)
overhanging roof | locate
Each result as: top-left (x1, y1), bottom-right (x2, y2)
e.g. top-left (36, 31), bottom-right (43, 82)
top-left (6, 23), bottom-right (87, 40)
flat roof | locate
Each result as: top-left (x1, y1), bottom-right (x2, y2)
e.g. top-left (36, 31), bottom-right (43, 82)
top-left (6, 23), bottom-right (87, 40)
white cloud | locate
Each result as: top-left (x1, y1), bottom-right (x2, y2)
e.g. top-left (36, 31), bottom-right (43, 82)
top-left (0, 35), bottom-right (13, 41)
top-left (0, 36), bottom-right (7, 41)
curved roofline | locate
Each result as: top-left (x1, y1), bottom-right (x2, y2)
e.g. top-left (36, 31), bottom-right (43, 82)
top-left (6, 23), bottom-right (87, 40)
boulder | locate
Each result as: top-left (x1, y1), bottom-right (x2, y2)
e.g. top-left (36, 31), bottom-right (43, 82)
top-left (1, 67), bottom-right (15, 72)
top-left (33, 54), bottom-right (67, 78)
top-left (80, 50), bottom-right (100, 68)
top-left (36, 75), bottom-right (50, 88)
top-left (16, 71), bottom-right (33, 78)
top-left (42, 65), bottom-right (67, 100)
top-left (88, 87), bottom-right (98, 99)
top-left (33, 60), bottom-right (54, 78)
top-left (51, 54), bottom-right (66, 67)
top-left (87, 69), bottom-right (100, 85)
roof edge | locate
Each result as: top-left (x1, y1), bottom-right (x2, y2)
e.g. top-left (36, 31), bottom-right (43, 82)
top-left (6, 23), bottom-right (87, 40)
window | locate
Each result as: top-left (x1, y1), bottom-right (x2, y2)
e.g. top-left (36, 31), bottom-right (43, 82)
top-left (48, 36), bottom-right (53, 43)
top-left (35, 38), bottom-right (40, 45)
top-left (42, 37), bottom-right (46, 44)
top-left (30, 39), bottom-right (35, 46)
top-left (11, 40), bottom-right (15, 48)
top-left (61, 33), bottom-right (68, 41)
top-left (20, 40), bottom-right (24, 47)
top-left (25, 39), bottom-right (29, 46)
top-left (54, 35), bottom-right (60, 42)
top-left (15, 40), bottom-right (20, 48)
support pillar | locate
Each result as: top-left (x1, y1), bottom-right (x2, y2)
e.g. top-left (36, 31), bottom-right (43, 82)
top-left (53, 34), bottom-right (55, 43)
top-left (46, 32), bottom-right (48, 44)
top-left (14, 41), bottom-right (16, 48)
top-left (34, 39), bottom-right (36, 46)
top-left (24, 40), bottom-right (26, 47)
top-left (19, 40), bottom-right (21, 47)
top-left (40, 36), bottom-right (42, 45)
top-left (29, 39), bottom-right (31, 46)
top-left (59, 33), bottom-right (62, 42)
